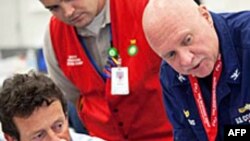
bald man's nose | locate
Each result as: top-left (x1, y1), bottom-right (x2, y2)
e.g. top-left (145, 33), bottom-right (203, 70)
top-left (178, 50), bottom-right (194, 67)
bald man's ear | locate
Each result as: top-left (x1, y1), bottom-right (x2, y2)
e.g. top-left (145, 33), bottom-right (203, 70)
top-left (4, 133), bottom-right (17, 141)
top-left (198, 5), bottom-right (214, 27)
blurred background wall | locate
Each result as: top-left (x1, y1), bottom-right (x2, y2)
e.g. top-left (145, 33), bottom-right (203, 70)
top-left (0, 0), bottom-right (250, 140)
top-left (0, 0), bottom-right (50, 85)
top-left (204, 0), bottom-right (250, 12)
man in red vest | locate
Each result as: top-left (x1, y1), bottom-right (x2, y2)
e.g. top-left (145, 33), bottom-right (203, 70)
top-left (39, 0), bottom-right (173, 140)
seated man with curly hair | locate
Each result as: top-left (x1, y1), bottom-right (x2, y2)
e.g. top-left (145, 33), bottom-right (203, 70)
top-left (0, 71), bottom-right (104, 141)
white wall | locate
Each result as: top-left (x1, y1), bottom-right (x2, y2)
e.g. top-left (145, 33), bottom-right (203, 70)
top-left (204, 0), bottom-right (250, 12)
top-left (19, 0), bottom-right (51, 48)
top-left (0, 1), bottom-right (20, 48)
top-left (0, 1), bottom-right (250, 140)
top-left (0, 0), bottom-right (51, 49)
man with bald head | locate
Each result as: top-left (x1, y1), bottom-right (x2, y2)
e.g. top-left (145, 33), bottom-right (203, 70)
top-left (143, 0), bottom-right (250, 140)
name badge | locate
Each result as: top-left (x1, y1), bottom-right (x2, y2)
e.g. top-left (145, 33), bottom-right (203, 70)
top-left (111, 67), bottom-right (129, 95)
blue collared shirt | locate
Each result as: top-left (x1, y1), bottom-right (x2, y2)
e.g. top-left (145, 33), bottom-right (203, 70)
top-left (160, 11), bottom-right (250, 141)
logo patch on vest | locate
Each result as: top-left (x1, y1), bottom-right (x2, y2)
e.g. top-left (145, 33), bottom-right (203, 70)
top-left (67, 55), bottom-right (83, 66)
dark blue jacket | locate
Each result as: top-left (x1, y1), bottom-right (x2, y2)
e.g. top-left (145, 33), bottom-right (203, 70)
top-left (160, 11), bottom-right (250, 141)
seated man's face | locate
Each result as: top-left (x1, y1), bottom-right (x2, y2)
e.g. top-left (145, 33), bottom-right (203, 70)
top-left (13, 100), bottom-right (70, 141)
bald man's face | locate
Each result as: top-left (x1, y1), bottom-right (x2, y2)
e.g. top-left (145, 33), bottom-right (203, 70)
top-left (144, 5), bottom-right (219, 78)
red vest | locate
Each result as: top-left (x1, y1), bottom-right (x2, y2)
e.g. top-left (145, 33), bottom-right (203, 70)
top-left (50, 0), bottom-right (173, 140)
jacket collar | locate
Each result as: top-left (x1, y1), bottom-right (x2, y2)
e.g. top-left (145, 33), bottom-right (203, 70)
top-left (211, 12), bottom-right (241, 85)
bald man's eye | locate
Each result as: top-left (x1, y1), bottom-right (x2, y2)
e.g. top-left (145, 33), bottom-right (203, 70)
top-left (165, 51), bottom-right (176, 59)
top-left (183, 34), bottom-right (193, 46)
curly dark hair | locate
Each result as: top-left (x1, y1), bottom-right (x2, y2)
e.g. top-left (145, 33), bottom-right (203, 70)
top-left (0, 71), bottom-right (67, 140)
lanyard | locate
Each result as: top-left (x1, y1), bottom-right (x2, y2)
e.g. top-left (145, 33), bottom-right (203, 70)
top-left (188, 55), bottom-right (222, 141)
